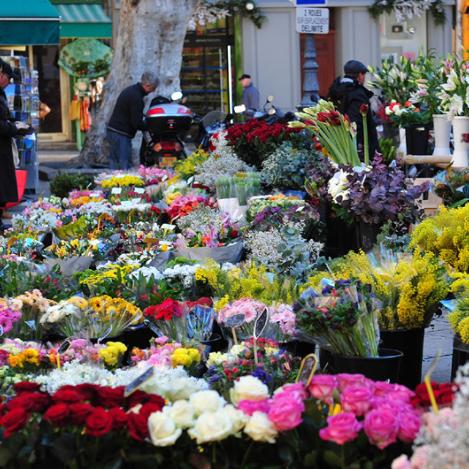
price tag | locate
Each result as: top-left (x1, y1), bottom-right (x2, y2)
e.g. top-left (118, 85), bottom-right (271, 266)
top-left (187, 176), bottom-right (194, 185)
top-left (131, 198), bottom-right (142, 204)
top-left (296, 354), bottom-right (318, 386)
top-left (134, 188), bottom-right (145, 194)
top-left (254, 309), bottom-right (269, 339)
top-left (224, 314), bottom-right (245, 328)
top-left (58, 340), bottom-right (71, 354)
top-left (111, 187), bottom-right (122, 195)
top-left (124, 367), bottom-right (155, 397)
top-left (296, 205), bottom-right (305, 212)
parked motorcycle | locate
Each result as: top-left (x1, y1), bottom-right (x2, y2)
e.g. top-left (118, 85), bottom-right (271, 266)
top-left (140, 91), bottom-right (193, 168)
top-left (234, 96), bottom-right (296, 124)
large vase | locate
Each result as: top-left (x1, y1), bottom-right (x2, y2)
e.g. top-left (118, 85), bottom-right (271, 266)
top-left (405, 124), bottom-right (430, 155)
top-left (380, 328), bottom-right (425, 389)
top-left (451, 116), bottom-right (469, 167)
top-left (319, 348), bottom-right (403, 383)
top-left (432, 114), bottom-right (452, 156)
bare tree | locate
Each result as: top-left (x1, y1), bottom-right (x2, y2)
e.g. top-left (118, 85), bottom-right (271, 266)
top-left (81, 0), bottom-right (198, 166)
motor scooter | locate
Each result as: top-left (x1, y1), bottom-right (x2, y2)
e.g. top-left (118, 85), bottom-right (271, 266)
top-left (140, 91), bottom-right (194, 168)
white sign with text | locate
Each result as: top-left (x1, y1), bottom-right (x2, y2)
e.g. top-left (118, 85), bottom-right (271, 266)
top-left (296, 7), bottom-right (329, 34)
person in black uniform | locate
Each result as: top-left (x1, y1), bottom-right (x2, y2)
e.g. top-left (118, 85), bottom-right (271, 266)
top-left (328, 60), bottom-right (380, 161)
top-left (0, 59), bottom-right (32, 230)
top-left (106, 71), bottom-right (159, 170)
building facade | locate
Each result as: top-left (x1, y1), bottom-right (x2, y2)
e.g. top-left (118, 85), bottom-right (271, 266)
top-left (241, 0), bottom-right (456, 111)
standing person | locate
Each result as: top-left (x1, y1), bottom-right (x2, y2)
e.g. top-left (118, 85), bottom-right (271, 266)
top-left (328, 60), bottom-right (380, 161)
top-left (0, 59), bottom-right (32, 230)
top-left (239, 73), bottom-right (260, 117)
top-left (106, 71), bottom-right (159, 170)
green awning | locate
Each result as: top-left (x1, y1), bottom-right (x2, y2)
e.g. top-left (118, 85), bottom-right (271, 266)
top-left (55, 3), bottom-right (112, 38)
top-left (0, 0), bottom-right (60, 45)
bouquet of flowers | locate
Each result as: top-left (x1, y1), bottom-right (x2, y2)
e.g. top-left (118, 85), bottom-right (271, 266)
top-left (195, 260), bottom-right (301, 308)
top-left (166, 194), bottom-right (212, 221)
top-left (293, 100), bottom-right (360, 166)
top-left (261, 142), bottom-right (315, 190)
top-left (40, 296), bottom-right (143, 340)
top-left (7, 290), bottom-right (55, 340)
top-left (433, 168), bottom-right (469, 207)
top-left (294, 279), bottom-right (380, 357)
top-left (175, 206), bottom-right (240, 248)
top-left (99, 174), bottom-right (145, 188)
top-left (324, 249), bottom-right (449, 330)
top-left (0, 304), bottom-right (22, 336)
top-left (447, 295), bottom-right (469, 344)
top-left (409, 204), bottom-right (469, 274)
top-left (173, 149), bottom-right (209, 179)
top-left (438, 56), bottom-right (469, 117)
top-left (205, 339), bottom-right (299, 396)
top-left (384, 100), bottom-right (431, 127)
top-left (325, 156), bottom-right (428, 228)
top-left (225, 119), bottom-right (302, 168)
top-left (144, 298), bottom-right (187, 343)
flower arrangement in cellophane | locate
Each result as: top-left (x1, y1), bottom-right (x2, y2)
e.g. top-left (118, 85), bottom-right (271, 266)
top-left (40, 295), bottom-right (142, 340)
top-left (309, 249), bottom-right (449, 331)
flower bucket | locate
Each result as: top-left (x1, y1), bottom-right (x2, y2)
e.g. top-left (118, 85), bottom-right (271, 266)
top-left (397, 127), bottom-right (407, 156)
top-left (405, 124), bottom-right (430, 155)
top-left (353, 222), bottom-right (379, 253)
top-left (319, 348), bottom-right (403, 383)
top-left (451, 116), bottom-right (469, 167)
top-left (380, 328), bottom-right (425, 389)
top-left (46, 256), bottom-right (93, 276)
top-left (176, 241), bottom-right (244, 264)
top-left (432, 114), bottom-right (452, 156)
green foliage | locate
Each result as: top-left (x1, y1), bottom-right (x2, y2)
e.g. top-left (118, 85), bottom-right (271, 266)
top-left (378, 137), bottom-right (397, 164)
top-left (50, 172), bottom-right (95, 199)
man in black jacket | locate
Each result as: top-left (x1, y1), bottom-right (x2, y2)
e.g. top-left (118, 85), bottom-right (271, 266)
top-left (107, 71), bottom-right (159, 169)
top-left (328, 60), bottom-right (379, 162)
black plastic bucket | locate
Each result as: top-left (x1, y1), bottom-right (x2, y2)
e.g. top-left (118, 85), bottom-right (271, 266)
top-left (320, 348), bottom-right (403, 383)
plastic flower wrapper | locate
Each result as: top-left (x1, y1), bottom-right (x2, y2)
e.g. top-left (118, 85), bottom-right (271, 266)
top-left (293, 279), bottom-right (380, 357)
top-left (186, 303), bottom-right (215, 343)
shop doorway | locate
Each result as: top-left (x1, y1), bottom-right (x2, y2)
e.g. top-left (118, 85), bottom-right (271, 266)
top-left (182, 18), bottom-right (235, 116)
top-left (32, 46), bottom-right (62, 133)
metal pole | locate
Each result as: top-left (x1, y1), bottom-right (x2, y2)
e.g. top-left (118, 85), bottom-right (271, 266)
top-left (299, 34), bottom-right (320, 109)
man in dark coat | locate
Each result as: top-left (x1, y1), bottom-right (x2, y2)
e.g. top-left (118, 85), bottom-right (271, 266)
top-left (328, 60), bottom-right (379, 161)
top-left (0, 59), bottom-right (32, 229)
top-left (107, 71), bottom-right (159, 170)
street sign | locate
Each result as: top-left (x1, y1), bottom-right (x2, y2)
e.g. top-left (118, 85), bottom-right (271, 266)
top-left (296, 7), bottom-right (329, 34)
top-left (295, 0), bottom-right (327, 5)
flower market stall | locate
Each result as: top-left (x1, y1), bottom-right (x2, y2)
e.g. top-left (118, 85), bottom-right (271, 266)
top-left (0, 61), bottom-right (468, 468)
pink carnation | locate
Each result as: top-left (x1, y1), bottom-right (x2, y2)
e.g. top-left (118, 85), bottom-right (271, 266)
top-left (319, 412), bottom-right (362, 445)
top-left (341, 385), bottom-right (373, 416)
top-left (270, 304), bottom-right (296, 336)
top-left (309, 374), bottom-right (338, 404)
top-left (364, 408), bottom-right (399, 449)
top-left (268, 395), bottom-right (304, 431)
top-left (238, 399), bottom-right (271, 416)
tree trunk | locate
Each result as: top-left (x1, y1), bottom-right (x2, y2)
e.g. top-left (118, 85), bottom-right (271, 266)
top-left (80, 0), bottom-right (197, 166)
